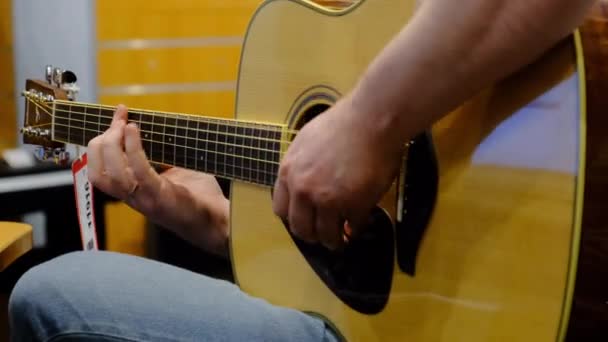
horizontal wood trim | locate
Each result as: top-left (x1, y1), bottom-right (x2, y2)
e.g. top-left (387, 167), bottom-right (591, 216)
top-left (98, 46), bottom-right (241, 86)
top-left (99, 91), bottom-right (236, 119)
top-left (98, 36), bottom-right (243, 50)
top-left (99, 81), bottom-right (236, 96)
top-left (96, 0), bottom-right (259, 40)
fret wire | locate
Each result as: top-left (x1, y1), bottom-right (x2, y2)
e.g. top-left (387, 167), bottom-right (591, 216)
top-left (254, 126), bottom-right (261, 184)
top-left (236, 125), bottom-right (243, 181)
top-left (52, 112), bottom-right (292, 148)
top-left (97, 105), bottom-right (102, 144)
top-left (51, 99), bottom-right (296, 133)
top-left (53, 117), bottom-right (279, 153)
top-left (31, 99), bottom-right (281, 188)
top-left (41, 100), bottom-right (287, 186)
top-left (220, 124), bottom-right (226, 177)
top-left (32, 103), bottom-right (280, 184)
top-left (52, 134), bottom-right (278, 182)
top-left (172, 115), bottom-right (177, 166)
top-left (262, 128), bottom-right (269, 185)
top-left (49, 106), bottom-right (293, 143)
top-left (162, 114), bottom-right (167, 165)
top-left (82, 103), bottom-right (86, 146)
top-left (210, 122), bottom-right (217, 176)
top-left (185, 118), bottom-right (195, 170)
top-left (53, 124), bottom-right (281, 167)
top-left (195, 119), bottom-right (200, 171)
top-left (146, 160), bottom-right (273, 188)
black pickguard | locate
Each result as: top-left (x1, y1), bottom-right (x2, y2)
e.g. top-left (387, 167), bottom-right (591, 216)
top-left (282, 207), bottom-right (395, 314)
top-left (395, 132), bottom-right (439, 276)
top-left (282, 92), bottom-right (438, 313)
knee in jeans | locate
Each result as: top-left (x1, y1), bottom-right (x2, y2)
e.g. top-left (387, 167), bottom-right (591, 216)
top-left (9, 251), bottom-right (87, 320)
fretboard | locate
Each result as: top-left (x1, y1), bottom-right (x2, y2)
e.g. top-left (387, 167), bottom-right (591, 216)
top-left (51, 100), bottom-right (285, 187)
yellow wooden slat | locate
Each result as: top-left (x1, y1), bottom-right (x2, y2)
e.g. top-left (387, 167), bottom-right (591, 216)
top-left (100, 91), bottom-right (236, 119)
top-left (0, 0), bottom-right (15, 151)
top-left (96, 0), bottom-right (258, 257)
top-left (0, 0), bottom-right (11, 45)
top-left (0, 96), bottom-right (16, 148)
top-left (97, 0), bottom-right (260, 40)
top-left (98, 46), bottom-right (241, 86)
top-left (104, 203), bottom-right (147, 256)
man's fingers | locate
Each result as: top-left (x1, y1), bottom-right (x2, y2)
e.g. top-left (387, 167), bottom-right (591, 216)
top-left (272, 179), bottom-right (289, 221)
top-left (344, 208), bottom-right (371, 239)
top-left (87, 135), bottom-right (110, 190)
top-left (125, 122), bottom-right (160, 192)
top-left (288, 193), bottom-right (317, 244)
top-left (315, 207), bottom-right (343, 250)
top-left (102, 115), bottom-right (131, 196)
top-left (111, 104), bottom-right (128, 126)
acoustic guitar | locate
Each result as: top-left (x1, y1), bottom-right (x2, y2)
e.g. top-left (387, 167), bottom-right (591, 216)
top-left (17, 0), bottom-right (608, 340)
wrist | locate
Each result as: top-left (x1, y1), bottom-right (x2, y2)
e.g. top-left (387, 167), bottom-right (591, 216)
top-left (344, 90), bottom-right (411, 154)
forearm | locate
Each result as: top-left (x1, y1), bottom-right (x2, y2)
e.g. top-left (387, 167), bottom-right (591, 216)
top-left (146, 172), bottom-right (230, 258)
top-left (351, 0), bottom-right (594, 143)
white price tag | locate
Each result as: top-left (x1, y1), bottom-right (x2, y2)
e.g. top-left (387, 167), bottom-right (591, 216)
top-left (72, 153), bottom-right (98, 251)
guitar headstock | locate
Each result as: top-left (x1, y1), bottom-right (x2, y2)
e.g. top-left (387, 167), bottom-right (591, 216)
top-left (20, 65), bottom-right (79, 164)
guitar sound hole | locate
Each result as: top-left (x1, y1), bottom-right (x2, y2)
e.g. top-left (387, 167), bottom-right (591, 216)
top-left (281, 207), bottom-right (394, 314)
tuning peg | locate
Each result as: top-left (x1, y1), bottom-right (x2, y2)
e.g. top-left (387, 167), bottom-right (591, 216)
top-left (45, 65), bottom-right (53, 84)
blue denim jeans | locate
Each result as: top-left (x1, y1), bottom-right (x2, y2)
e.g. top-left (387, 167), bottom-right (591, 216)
top-left (8, 251), bottom-right (340, 341)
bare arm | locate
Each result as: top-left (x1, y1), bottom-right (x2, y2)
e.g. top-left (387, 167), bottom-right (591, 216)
top-left (88, 106), bottom-right (230, 258)
top-left (273, 0), bottom-right (595, 249)
top-left (352, 0), bottom-right (594, 144)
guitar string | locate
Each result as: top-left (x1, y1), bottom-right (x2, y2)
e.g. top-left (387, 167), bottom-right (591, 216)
top-left (24, 100), bottom-right (280, 179)
top-left (49, 105), bottom-right (297, 144)
top-left (26, 123), bottom-right (277, 185)
top-left (30, 99), bottom-right (296, 143)
top-left (53, 115), bottom-right (287, 153)
top-left (26, 100), bottom-right (292, 154)
top-left (49, 120), bottom-right (280, 154)
top-left (52, 123), bottom-right (283, 165)
top-left (52, 99), bottom-right (300, 135)
top-left (52, 128), bottom-right (281, 182)
top-left (53, 131), bottom-right (281, 186)
top-left (26, 101), bottom-right (279, 184)
top-left (143, 155), bottom-right (277, 188)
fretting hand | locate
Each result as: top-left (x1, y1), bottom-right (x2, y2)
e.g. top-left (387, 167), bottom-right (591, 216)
top-left (87, 105), bottom-right (230, 256)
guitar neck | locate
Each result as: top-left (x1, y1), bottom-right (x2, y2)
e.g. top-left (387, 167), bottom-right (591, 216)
top-left (51, 100), bottom-right (286, 187)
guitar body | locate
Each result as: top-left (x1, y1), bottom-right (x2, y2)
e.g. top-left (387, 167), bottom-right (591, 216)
top-left (230, 0), bottom-right (585, 341)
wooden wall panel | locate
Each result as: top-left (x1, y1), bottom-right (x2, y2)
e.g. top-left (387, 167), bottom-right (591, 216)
top-left (100, 91), bottom-right (235, 119)
top-left (97, 0), bottom-right (257, 40)
top-left (98, 46), bottom-right (241, 86)
top-left (0, 0), bottom-right (15, 151)
top-left (96, 0), bottom-right (261, 256)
